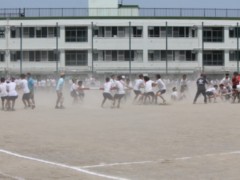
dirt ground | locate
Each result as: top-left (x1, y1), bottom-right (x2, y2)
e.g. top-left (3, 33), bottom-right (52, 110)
top-left (0, 89), bottom-right (240, 180)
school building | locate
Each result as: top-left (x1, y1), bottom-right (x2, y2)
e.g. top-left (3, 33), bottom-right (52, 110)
top-left (0, 0), bottom-right (240, 76)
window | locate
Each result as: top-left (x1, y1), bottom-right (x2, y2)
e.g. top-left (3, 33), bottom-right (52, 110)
top-left (65, 27), bottom-right (88, 42)
top-left (203, 51), bottom-right (224, 66)
top-left (149, 50), bottom-right (197, 61)
top-left (23, 27), bottom-right (35, 38)
top-left (65, 51), bottom-right (88, 66)
top-left (0, 52), bottom-right (5, 62)
top-left (118, 27), bottom-right (125, 37)
top-left (10, 51), bottom-right (20, 61)
top-left (148, 27), bottom-right (160, 37)
top-left (229, 51), bottom-right (240, 61)
top-left (11, 27), bottom-right (21, 38)
top-left (203, 27), bottom-right (224, 42)
top-left (11, 51), bottom-right (56, 62)
top-left (229, 27), bottom-right (240, 38)
top-left (132, 26), bottom-right (143, 37)
top-left (0, 27), bottom-right (5, 38)
top-left (96, 50), bottom-right (142, 61)
top-left (148, 50), bottom-right (161, 61)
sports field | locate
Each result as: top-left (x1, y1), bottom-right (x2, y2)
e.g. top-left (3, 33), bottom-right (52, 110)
top-left (0, 89), bottom-right (240, 180)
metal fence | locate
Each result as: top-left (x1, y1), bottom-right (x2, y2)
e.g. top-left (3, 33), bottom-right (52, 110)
top-left (1, 8), bottom-right (240, 18)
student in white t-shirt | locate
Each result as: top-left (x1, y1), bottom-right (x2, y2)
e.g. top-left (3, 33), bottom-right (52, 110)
top-left (112, 75), bottom-right (125, 108)
top-left (133, 74), bottom-right (144, 103)
top-left (206, 85), bottom-right (218, 103)
top-left (0, 77), bottom-right (8, 110)
top-left (70, 79), bottom-right (78, 104)
top-left (171, 87), bottom-right (179, 101)
top-left (154, 74), bottom-right (167, 104)
top-left (101, 77), bottom-right (113, 107)
top-left (143, 76), bottom-right (155, 104)
top-left (6, 77), bottom-right (18, 111)
top-left (20, 74), bottom-right (32, 109)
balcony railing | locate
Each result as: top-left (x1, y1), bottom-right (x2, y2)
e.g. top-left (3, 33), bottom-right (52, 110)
top-left (1, 8), bottom-right (240, 18)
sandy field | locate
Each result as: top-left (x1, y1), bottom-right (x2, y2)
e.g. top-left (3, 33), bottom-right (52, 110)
top-left (0, 88), bottom-right (240, 180)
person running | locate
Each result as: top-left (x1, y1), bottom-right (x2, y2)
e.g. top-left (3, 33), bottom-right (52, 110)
top-left (55, 73), bottom-right (65, 109)
top-left (206, 85), bottom-right (218, 103)
top-left (20, 74), bottom-right (32, 109)
top-left (171, 87), bottom-right (178, 101)
top-left (231, 71), bottom-right (240, 103)
top-left (101, 77), bottom-right (113, 107)
top-left (143, 76), bottom-right (155, 104)
top-left (179, 74), bottom-right (188, 100)
top-left (220, 73), bottom-right (232, 93)
top-left (154, 74), bottom-right (167, 104)
top-left (218, 83), bottom-right (230, 101)
top-left (6, 77), bottom-right (18, 111)
top-left (27, 73), bottom-right (35, 109)
top-left (112, 75), bottom-right (125, 108)
top-left (193, 73), bottom-right (209, 104)
top-left (70, 79), bottom-right (78, 104)
top-left (133, 74), bottom-right (144, 103)
top-left (0, 77), bottom-right (8, 110)
top-left (77, 81), bottom-right (85, 101)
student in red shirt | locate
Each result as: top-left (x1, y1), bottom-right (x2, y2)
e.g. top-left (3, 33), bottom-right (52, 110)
top-left (232, 72), bottom-right (240, 103)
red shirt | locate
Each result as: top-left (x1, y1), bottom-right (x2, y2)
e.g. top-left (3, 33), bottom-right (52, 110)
top-left (232, 76), bottom-right (239, 86)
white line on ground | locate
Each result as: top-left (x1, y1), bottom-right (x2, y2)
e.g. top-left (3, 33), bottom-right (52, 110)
top-left (80, 151), bottom-right (240, 169)
top-left (0, 149), bottom-right (128, 180)
top-left (0, 171), bottom-right (25, 180)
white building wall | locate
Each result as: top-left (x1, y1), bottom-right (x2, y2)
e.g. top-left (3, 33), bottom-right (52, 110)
top-left (0, 18), bottom-right (240, 74)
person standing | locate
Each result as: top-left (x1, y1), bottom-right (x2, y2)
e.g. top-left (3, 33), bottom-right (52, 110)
top-left (0, 77), bottom-right (8, 110)
top-left (20, 74), bottom-right (32, 109)
top-left (101, 77), bottom-right (113, 107)
top-left (6, 77), bottom-right (18, 111)
top-left (133, 74), bottom-right (144, 103)
top-left (179, 74), bottom-right (188, 100)
top-left (112, 75), bottom-right (125, 108)
top-left (55, 73), bottom-right (65, 109)
top-left (193, 73), bottom-right (209, 104)
top-left (27, 73), bottom-right (35, 109)
top-left (154, 74), bottom-right (167, 104)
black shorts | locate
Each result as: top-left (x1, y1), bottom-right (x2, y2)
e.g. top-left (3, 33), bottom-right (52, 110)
top-left (156, 89), bottom-right (166, 95)
top-left (206, 91), bottom-right (214, 96)
top-left (22, 93), bottom-right (31, 100)
top-left (114, 94), bottom-right (125, 99)
top-left (8, 96), bottom-right (18, 101)
top-left (1, 96), bottom-right (7, 101)
top-left (134, 90), bottom-right (141, 95)
top-left (71, 90), bottom-right (78, 98)
top-left (103, 93), bottom-right (113, 100)
top-left (144, 92), bottom-right (155, 97)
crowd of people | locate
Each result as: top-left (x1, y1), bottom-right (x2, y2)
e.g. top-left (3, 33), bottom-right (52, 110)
top-left (0, 71), bottom-right (240, 111)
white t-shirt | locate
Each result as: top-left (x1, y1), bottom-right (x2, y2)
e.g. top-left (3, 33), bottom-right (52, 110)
top-left (103, 81), bottom-right (112, 93)
top-left (70, 83), bottom-right (78, 92)
top-left (171, 91), bottom-right (178, 99)
top-left (156, 79), bottom-right (166, 91)
top-left (206, 87), bottom-right (217, 94)
top-left (180, 79), bottom-right (188, 86)
top-left (220, 77), bottom-right (231, 87)
top-left (7, 82), bottom-right (18, 97)
top-left (0, 82), bottom-right (8, 97)
top-left (144, 80), bottom-right (154, 93)
top-left (21, 79), bottom-right (30, 94)
top-left (115, 81), bottom-right (125, 94)
top-left (133, 79), bottom-right (144, 91)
